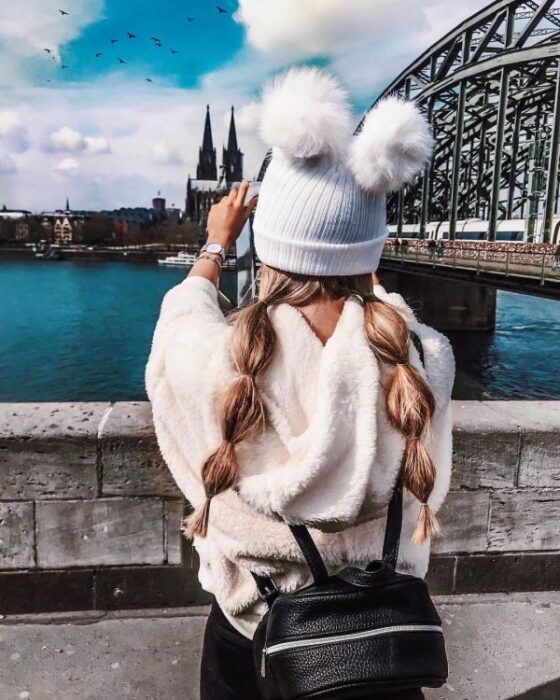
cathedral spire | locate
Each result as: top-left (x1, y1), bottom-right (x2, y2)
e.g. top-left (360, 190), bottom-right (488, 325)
top-left (196, 105), bottom-right (218, 180)
top-left (227, 106), bottom-right (239, 153)
top-left (202, 104), bottom-right (214, 153)
top-left (222, 105), bottom-right (243, 186)
top-left (65, 197), bottom-right (70, 212)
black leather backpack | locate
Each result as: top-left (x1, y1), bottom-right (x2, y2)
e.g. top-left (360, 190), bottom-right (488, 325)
top-left (251, 483), bottom-right (448, 699)
top-left (250, 333), bottom-right (448, 700)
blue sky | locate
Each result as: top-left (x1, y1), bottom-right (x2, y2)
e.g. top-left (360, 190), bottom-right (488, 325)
top-left (52, 0), bottom-right (245, 88)
top-left (0, 0), bottom-right (489, 211)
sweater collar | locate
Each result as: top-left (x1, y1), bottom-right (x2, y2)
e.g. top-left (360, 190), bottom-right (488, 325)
top-left (270, 294), bottom-right (365, 352)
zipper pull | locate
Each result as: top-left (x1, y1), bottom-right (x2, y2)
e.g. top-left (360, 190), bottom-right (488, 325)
top-left (260, 648), bottom-right (266, 677)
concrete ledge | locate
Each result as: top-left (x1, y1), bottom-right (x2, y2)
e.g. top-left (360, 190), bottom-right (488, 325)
top-left (1, 594), bottom-right (559, 700)
top-left (0, 401), bottom-right (559, 613)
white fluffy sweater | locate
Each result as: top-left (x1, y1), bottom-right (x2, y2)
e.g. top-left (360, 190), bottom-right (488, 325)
top-left (145, 275), bottom-right (455, 638)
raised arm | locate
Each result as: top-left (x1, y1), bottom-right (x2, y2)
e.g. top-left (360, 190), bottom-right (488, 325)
top-left (189, 180), bottom-right (258, 287)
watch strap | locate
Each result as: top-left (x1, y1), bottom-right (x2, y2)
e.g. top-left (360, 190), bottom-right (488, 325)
top-left (201, 242), bottom-right (226, 262)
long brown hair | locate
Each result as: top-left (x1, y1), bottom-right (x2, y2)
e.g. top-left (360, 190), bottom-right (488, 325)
top-left (185, 265), bottom-right (439, 544)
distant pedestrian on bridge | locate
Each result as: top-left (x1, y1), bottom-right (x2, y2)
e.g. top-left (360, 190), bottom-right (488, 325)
top-left (553, 243), bottom-right (560, 270)
top-left (146, 67), bottom-right (455, 700)
top-left (427, 238), bottom-right (436, 260)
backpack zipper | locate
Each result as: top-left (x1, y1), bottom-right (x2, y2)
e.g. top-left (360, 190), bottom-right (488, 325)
top-left (260, 624), bottom-right (442, 677)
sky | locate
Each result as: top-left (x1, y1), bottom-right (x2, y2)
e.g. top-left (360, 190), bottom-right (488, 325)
top-left (0, 0), bottom-right (490, 213)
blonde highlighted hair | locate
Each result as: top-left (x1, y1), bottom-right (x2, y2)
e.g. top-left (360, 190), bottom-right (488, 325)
top-left (185, 265), bottom-right (439, 544)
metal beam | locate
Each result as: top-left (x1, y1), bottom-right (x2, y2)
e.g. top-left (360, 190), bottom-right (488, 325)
top-left (420, 98), bottom-right (434, 236)
top-left (488, 9), bottom-right (515, 239)
top-left (513, 0), bottom-right (556, 48)
top-left (542, 58), bottom-right (560, 242)
top-left (434, 39), bottom-right (462, 82)
top-left (469, 11), bottom-right (508, 64)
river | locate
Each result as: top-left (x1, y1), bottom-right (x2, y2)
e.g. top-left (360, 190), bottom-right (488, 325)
top-left (1, 259), bottom-right (559, 401)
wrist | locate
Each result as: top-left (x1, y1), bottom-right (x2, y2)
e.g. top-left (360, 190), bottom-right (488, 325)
top-left (202, 240), bottom-right (228, 262)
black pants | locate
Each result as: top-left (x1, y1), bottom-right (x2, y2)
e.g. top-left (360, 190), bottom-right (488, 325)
top-left (200, 598), bottom-right (425, 700)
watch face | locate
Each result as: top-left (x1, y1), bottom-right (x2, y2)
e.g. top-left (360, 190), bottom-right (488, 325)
top-left (206, 243), bottom-right (222, 254)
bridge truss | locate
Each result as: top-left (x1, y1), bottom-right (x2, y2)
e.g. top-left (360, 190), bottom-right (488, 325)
top-left (362, 0), bottom-right (560, 242)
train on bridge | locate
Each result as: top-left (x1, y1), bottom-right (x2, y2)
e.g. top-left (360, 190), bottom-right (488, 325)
top-left (388, 217), bottom-right (560, 244)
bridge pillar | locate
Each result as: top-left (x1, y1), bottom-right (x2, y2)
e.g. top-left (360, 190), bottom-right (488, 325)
top-left (380, 271), bottom-right (496, 331)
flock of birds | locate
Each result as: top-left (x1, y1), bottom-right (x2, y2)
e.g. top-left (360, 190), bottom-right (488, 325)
top-left (43, 5), bottom-right (232, 83)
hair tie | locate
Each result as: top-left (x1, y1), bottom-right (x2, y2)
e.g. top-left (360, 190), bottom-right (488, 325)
top-left (408, 436), bottom-right (421, 441)
top-left (395, 361), bottom-right (408, 366)
top-left (351, 293), bottom-right (364, 304)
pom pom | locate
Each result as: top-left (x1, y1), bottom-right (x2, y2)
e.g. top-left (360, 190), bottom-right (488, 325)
top-left (348, 95), bottom-right (434, 195)
top-left (259, 66), bottom-right (352, 163)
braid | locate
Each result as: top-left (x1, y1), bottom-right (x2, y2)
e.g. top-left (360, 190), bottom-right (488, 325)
top-left (185, 300), bottom-right (276, 538)
top-left (362, 293), bottom-right (439, 543)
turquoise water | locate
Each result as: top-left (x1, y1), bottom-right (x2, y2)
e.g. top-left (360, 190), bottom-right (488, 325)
top-left (1, 259), bottom-right (559, 401)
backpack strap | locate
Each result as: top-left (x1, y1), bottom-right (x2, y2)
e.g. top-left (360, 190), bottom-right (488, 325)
top-left (251, 486), bottom-right (403, 607)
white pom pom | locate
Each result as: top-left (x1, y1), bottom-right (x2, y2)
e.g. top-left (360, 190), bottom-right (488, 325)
top-left (259, 66), bottom-right (352, 163)
top-left (348, 95), bottom-right (434, 195)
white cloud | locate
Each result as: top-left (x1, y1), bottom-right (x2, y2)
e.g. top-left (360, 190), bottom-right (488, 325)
top-left (0, 0), bottom-right (104, 85)
top-left (48, 126), bottom-right (84, 153)
top-left (229, 101), bottom-right (263, 134)
top-left (0, 151), bottom-right (17, 175)
top-left (233, 0), bottom-right (490, 97)
top-left (0, 111), bottom-right (29, 153)
top-left (152, 143), bottom-right (184, 165)
top-left (84, 136), bottom-right (111, 155)
top-left (47, 126), bottom-right (111, 155)
top-left (53, 157), bottom-right (79, 174)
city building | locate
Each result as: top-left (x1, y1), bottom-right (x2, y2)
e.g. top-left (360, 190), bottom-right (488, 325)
top-left (0, 205), bottom-right (32, 220)
top-left (0, 205), bottom-right (33, 241)
top-left (185, 104), bottom-right (244, 235)
top-left (40, 198), bottom-right (86, 245)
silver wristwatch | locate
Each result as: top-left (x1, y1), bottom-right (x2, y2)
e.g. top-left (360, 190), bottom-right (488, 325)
top-left (201, 242), bottom-right (226, 263)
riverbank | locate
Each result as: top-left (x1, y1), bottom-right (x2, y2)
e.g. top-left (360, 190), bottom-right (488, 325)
top-left (0, 245), bottom-right (189, 264)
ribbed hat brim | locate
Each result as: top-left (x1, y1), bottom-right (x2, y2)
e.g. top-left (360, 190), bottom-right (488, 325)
top-left (254, 229), bottom-right (388, 276)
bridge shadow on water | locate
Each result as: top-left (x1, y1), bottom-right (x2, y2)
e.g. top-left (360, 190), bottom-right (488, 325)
top-left (506, 679), bottom-right (560, 699)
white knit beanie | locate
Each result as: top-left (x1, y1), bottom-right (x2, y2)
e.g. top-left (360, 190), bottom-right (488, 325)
top-left (252, 66), bottom-right (434, 276)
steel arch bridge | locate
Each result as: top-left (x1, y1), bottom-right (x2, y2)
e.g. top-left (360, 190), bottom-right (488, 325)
top-left (359, 0), bottom-right (560, 243)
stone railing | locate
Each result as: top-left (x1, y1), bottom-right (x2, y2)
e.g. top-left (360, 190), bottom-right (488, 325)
top-left (0, 401), bottom-right (559, 614)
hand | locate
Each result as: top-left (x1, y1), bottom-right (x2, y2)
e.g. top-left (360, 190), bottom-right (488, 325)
top-left (206, 181), bottom-right (258, 251)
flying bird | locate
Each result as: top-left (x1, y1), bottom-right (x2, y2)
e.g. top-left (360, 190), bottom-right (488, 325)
top-left (118, 57), bottom-right (126, 64)
top-left (127, 32), bottom-right (137, 39)
top-left (61, 64), bottom-right (68, 69)
top-left (95, 52), bottom-right (103, 57)
top-left (151, 36), bottom-right (161, 42)
top-left (110, 38), bottom-right (119, 44)
top-left (216, 6), bottom-right (227, 13)
top-left (170, 48), bottom-right (179, 55)
top-left (187, 17), bottom-right (194, 22)
top-left (145, 78), bottom-right (153, 83)
top-left (44, 48), bottom-right (51, 53)
top-left (58, 9), bottom-right (69, 15)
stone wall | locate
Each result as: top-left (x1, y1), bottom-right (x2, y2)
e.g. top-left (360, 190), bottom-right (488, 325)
top-left (0, 401), bottom-right (559, 615)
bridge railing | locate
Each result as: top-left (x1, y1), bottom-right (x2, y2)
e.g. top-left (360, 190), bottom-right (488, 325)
top-left (382, 240), bottom-right (560, 285)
